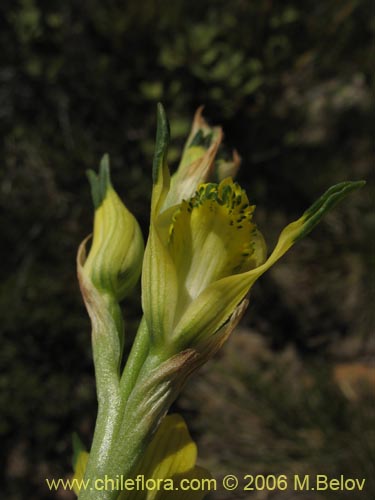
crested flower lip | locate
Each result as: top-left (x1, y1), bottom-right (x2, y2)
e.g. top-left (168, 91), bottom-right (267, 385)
top-left (167, 177), bottom-right (267, 318)
top-left (142, 103), bottom-right (366, 355)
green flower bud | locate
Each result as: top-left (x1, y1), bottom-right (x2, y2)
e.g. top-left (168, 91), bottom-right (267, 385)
top-left (82, 154), bottom-right (144, 301)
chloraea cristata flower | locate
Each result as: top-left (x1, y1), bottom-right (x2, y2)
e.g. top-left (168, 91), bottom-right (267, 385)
top-left (142, 104), bottom-right (364, 360)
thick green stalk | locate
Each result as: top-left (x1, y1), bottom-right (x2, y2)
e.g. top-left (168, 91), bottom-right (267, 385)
top-left (77, 291), bottom-right (177, 500)
top-left (78, 296), bottom-right (122, 500)
top-left (78, 348), bottom-right (173, 500)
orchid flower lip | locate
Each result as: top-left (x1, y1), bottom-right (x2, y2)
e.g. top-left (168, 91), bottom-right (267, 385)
top-left (162, 177), bottom-right (267, 334)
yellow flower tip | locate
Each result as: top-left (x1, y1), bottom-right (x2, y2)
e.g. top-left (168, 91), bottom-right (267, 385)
top-left (82, 154), bottom-right (144, 301)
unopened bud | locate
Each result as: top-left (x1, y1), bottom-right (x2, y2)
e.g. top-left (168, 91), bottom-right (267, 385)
top-left (83, 154), bottom-right (144, 301)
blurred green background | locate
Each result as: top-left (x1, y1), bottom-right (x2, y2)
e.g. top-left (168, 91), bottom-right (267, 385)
top-left (0, 1), bottom-right (373, 499)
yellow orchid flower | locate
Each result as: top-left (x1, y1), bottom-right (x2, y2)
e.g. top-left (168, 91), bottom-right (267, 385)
top-left (142, 103), bottom-right (365, 357)
top-left (73, 415), bottom-right (211, 500)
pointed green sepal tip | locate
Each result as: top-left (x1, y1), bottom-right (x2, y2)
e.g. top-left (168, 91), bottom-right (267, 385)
top-left (152, 102), bottom-right (170, 184)
top-left (86, 154), bottom-right (112, 208)
top-left (295, 180), bottom-right (366, 242)
top-left (72, 432), bottom-right (86, 470)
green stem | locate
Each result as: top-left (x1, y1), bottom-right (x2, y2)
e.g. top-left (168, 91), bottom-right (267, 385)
top-left (78, 350), bottom-right (168, 500)
top-left (119, 316), bottom-right (150, 402)
top-left (78, 307), bottom-right (173, 500)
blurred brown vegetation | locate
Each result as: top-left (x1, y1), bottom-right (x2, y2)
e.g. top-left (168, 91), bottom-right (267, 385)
top-left (0, 0), bottom-right (373, 498)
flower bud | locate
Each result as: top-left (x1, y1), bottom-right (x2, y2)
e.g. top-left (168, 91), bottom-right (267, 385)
top-left (82, 154), bottom-right (144, 301)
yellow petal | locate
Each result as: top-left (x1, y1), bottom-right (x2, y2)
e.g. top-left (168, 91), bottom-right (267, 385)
top-left (142, 219), bottom-right (178, 346)
top-left (142, 104), bottom-right (179, 346)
